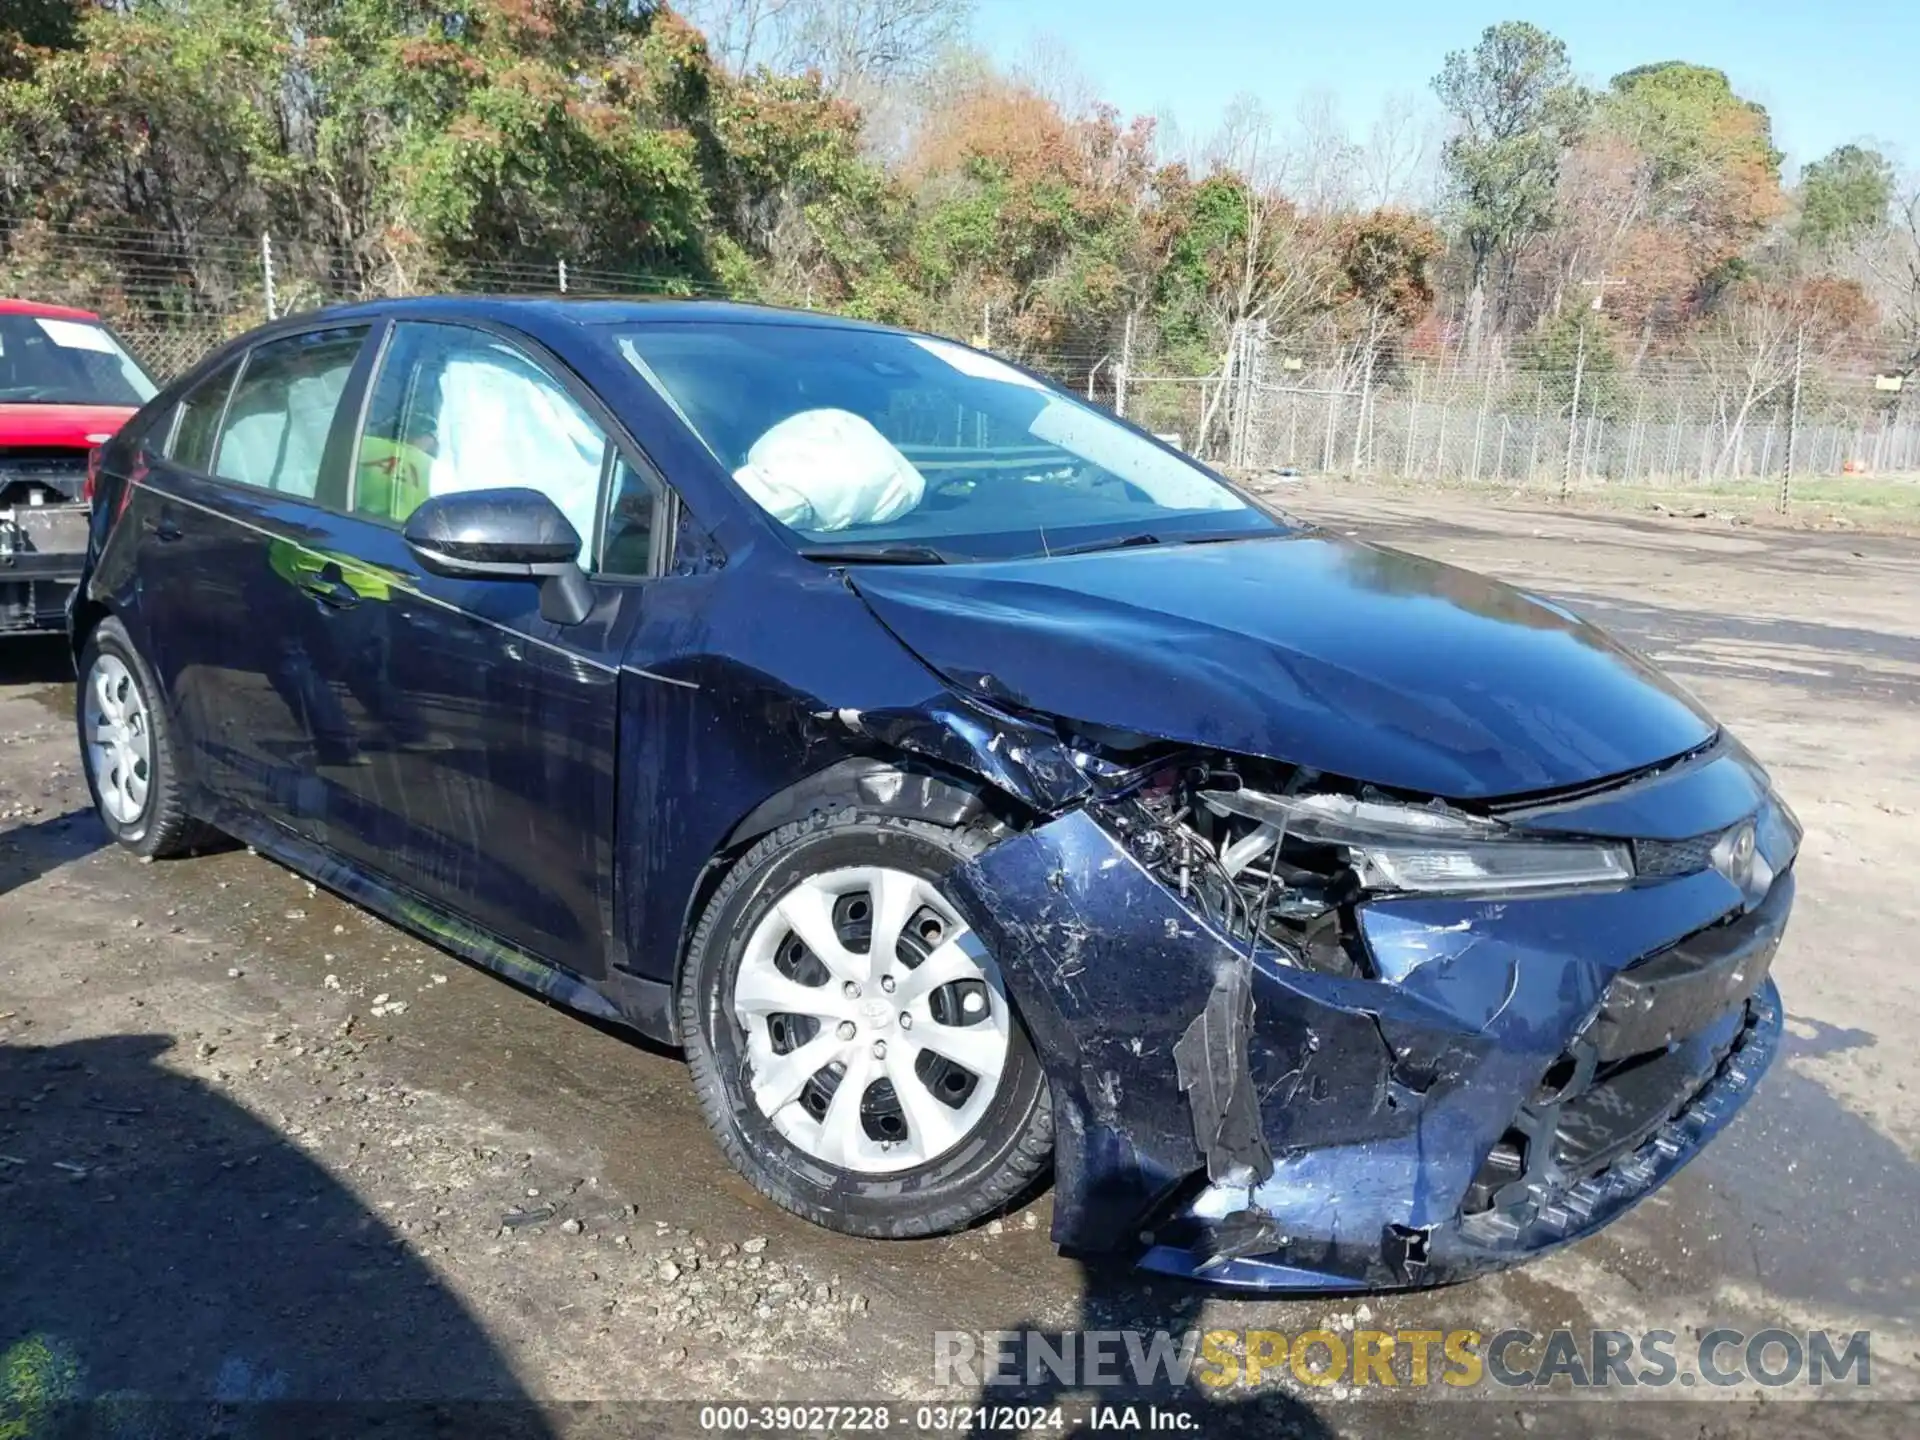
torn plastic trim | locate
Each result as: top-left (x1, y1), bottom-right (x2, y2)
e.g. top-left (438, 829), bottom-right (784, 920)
top-left (1171, 966), bottom-right (1277, 1188)
top-left (1144, 978), bottom-right (1782, 1291)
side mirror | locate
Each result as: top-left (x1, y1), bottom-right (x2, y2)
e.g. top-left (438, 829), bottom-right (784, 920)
top-left (402, 488), bottom-right (593, 625)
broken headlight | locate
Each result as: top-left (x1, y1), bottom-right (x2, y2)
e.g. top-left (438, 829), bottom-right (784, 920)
top-left (1199, 787), bottom-right (1634, 898)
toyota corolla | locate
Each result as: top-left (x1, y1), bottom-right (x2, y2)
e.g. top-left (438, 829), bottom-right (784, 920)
top-left (70, 297), bottom-right (1796, 1290)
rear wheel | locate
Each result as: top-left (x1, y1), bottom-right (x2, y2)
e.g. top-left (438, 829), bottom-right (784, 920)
top-left (680, 810), bottom-right (1052, 1238)
top-left (76, 617), bottom-right (209, 858)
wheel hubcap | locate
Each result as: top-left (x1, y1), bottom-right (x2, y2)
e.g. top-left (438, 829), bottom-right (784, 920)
top-left (83, 654), bottom-right (152, 826)
top-left (733, 866), bottom-right (1012, 1174)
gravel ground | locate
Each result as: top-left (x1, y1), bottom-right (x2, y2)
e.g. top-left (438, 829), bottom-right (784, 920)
top-left (2, 484), bottom-right (1916, 1437)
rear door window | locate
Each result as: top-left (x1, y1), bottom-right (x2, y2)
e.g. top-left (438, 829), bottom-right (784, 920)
top-left (354, 322), bottom-right (607, 564)
top-left (212, 327), bottom-right (369, 499)
top-left (168, 359), bottom-right (242, 473)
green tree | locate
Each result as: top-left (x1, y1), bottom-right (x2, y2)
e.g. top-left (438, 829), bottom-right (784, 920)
top-left (0, 0), bottom-right (82, 53)
top-left (1604, 63), bottom-right (1781, 192)
top-left (1798, 143), bottom-right (1894, 251)
top-left (1433, 21), bottom-right (1588, 347)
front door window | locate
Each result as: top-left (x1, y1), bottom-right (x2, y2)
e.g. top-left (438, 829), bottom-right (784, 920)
top-left (354, 323), bottom-right (607, 562)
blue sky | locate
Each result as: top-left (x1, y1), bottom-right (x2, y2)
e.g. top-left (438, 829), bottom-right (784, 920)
top-left (971, 0), bottom-right (1917, 174)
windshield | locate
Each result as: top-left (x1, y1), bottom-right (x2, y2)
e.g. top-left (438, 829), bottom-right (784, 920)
top-left (612, 322), bottom-right (1282, 562)
top-left (0, 313), bottom-right (157, 407)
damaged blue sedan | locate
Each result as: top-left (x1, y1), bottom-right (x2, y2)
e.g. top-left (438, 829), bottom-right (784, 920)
top-left (71, 297), bottom-right (1796, 1291)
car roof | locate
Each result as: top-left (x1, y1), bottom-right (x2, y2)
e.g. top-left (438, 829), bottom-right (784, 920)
top-left (305, 294), bottom-right (897, 335)
top-left (0, 297), bottom-right (104, 321)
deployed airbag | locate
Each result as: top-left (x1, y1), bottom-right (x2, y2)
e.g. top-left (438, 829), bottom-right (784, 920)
top-left (732, 408), bottom-right (925, 532)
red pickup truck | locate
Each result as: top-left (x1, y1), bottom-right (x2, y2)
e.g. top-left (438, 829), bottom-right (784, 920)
top-left (0, 299), bottom-right (159, 634)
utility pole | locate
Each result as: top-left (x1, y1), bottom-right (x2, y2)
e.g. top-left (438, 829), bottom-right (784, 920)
top-left (1561, 321), bottom-right (1587, 501)
top-left (1778, 325), bottom-right (1805, 513)
top-left (261, 233), bottom-right (278, 321)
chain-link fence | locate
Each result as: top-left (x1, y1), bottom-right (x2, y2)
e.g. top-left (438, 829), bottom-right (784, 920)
top-left (1224, 342), bottom-right (1918, 498)
top-left (8, 220), bottom-right (1915, 505)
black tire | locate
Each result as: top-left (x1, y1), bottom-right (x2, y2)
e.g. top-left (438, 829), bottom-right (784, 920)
top-left (75, 616), bottom-right (211, 859)
top-left (680, 810), bottom-right (1053, 1238)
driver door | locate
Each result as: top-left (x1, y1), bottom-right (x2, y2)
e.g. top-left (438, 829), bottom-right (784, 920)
top-left (287, 320), bottom-right (660, 976)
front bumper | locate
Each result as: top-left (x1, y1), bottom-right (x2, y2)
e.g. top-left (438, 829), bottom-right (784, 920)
top-left (0, 502), bottom-right (86, 635)
top-left (947, 746), bottom-right (1796, 1292)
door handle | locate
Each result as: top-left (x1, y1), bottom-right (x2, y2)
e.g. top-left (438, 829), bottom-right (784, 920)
top-left (147, 515), bottom-right (182, 542)
top-left (300, 564), bottom-right (361, 610)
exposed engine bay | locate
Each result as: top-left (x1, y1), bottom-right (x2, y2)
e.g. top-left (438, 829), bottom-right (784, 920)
top-left (1099, 759), bottom-right (1371, 977)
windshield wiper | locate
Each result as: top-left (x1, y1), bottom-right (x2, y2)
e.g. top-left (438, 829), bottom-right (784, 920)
top-left (797, 541), bottom-right (950, 565)
top-left (1047, 531), bottom-right (1164, 557)
top-left (1047, 529), bottom-right (1267, 557)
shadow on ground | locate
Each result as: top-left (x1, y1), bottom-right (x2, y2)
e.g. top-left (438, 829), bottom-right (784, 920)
top-left (0, 634), bottom-right (73, 686)
top-left (0, 808), bottom-right (105, 900)
top-left (0, 1034), bottom-right (554, 1438)
top-left (961, 1254), bottom-right (1336, 1438)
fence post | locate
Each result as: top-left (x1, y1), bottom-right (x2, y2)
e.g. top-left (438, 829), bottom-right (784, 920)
top-left (558, 258), bottom-right (569, 294)
top-left (1116, 311), bottom-right (1134, 419)
top-left (1229, 323), bottom-right (1259, 469)
top-left (1560, 323), bottom-right (1586, 500)
top-left (1528, 377), bottom-right (1544, 483)
top-left (1469, 372), bottom-right (1490, 483)
top-left (1402, 365), bottom-right (1423, 478)
top-left (260, 232), bottom-right (278, 321)
top-left (1322, 377), bottom-right (1340, 474)
top-left (1778, 325), bottom-right (1804, 513)
top-left (1351, 344), bottom-right (1375, 475)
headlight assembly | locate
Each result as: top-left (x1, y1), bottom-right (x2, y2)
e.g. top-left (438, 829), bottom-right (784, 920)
top-left (1197, 786), bottom-right (1635, 898)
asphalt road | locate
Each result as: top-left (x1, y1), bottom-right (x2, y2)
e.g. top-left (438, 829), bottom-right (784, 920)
top-left (1, 488), bottom-right (1915, 1437)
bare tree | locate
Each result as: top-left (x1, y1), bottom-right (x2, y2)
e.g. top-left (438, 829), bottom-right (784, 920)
top-left (1357, 93), bottom-right (1440, 211)
top-left (1856, 171), bottom-right (1920, 375)
top-left (1190, 98), bottom-right (1341, 454)
top-left (1288, 91), bottom-right (1360, 215)
top-left (1692, 280), bottom-right (1870, 475)
top-left (678, 0), bottom-right (803, 73)
top-left (682, 0), bottom-right (972, 92)
top-left (793, 0), bottom-right (974, 92)
top-left (1011, 31), bottom-right (1098, 119)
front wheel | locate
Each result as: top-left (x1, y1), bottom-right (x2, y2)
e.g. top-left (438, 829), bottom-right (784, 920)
top-left (75, 617), bottom-right (208, 858)
top-left (680, 811), bottom-right (1052, 1238)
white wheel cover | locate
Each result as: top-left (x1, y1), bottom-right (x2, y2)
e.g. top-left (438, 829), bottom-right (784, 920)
top-left (733, 866), bottom-right (1012, 1175)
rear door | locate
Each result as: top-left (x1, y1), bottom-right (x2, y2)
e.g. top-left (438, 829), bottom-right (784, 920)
top-left (136, 324), bottom-right (378, 829)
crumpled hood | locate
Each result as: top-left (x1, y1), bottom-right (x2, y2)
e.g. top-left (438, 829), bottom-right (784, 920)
top-left (847, 533), bottom-right (1715, 800)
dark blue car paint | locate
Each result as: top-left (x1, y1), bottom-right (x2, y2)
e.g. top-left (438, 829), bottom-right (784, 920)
top-left (73, 297), bottom-right (1793, 1292)
top-left (846, 536), bottom-right (1718, 800)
